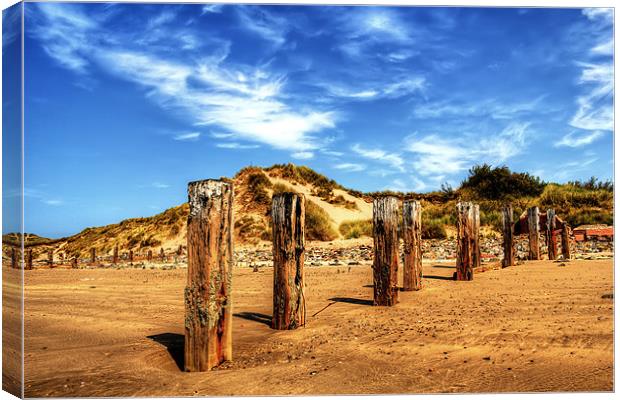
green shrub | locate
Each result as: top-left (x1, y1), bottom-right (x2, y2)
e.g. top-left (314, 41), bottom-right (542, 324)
top-left (305, 200), bottom-right (338, 241)
top-left (339, 219), bottom-right (372, 239)
top-left (421, 218), bottom-right (447, 239)
top-left (461, 164), bottom-right (546, 200)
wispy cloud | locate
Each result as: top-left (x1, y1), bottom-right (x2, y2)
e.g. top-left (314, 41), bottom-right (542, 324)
top-left (236, 6), bottom-right (290, 47)
top-left (582, 8), bottom-right (613, 26)
top-left (570, 62), bottom-right (613, 132)
top-left (43, 199), bottom-right (64, 206)
top-left (201, 4), bottom-right (223, 15)
top-left (334, 163), bottom-right (366, 172)
top-left (2, 4), bottom-right (21, 53)
top-left (413, 95), bottom-right (547, 120)
top-left (216, 142), bottom-right (260, 149)
top-left (174, 132), bottom-right (201, 141)
top-left (29, 3), bottom-right (337, 157)
top-left (291, 151), bottom-right (314, 160)
top-left (351, 144), bottom-right (404, 172)
top-left (404, 123), bottom-right (530, 176)
top-left (555, 130), bottom-right (605, 148)
top-left (151, 182), bottom-right (170, 189)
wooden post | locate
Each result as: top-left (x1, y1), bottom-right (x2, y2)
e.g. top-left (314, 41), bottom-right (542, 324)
top-left (48, 249), bottom-right (54, 268)
top-left (185, 179), bottom-right (234, 372)
top-left (26, 249), bottom-right (33, 270)
top-left (113, 246), bottom-right (119, 265)
top-left (527, 207), bottom-right (540, 260)
top-left (501, 205), bottom-right (515, 268)
top-left (160, 247), bottom-right (165, 262)
top-left (472, 204), bottom-right (481, 268)
top-left (402, 200), bottom-right (422, 291)
top-left (271, 192), bottom-right (306, 329)
top-left (372, 196), bottom-right (400, 305)
top-left (561, 222), bottom-right (571, 260)
top-left (456, 202), bottom-right (474, 281)
top-left (90, 248), bottom-right (96, 264)
top-left (71, 256), bottom-right (78, 269)
top-left (128, 250), bottom-right (134, 263)
top-left (11, 247), bottom-right (17, 269)
top-left (546, 209), bottom-right (557, 260)
top-left (177, 245), bottom-right (183, 256)
top-left (147, 249), bottom-right (153, 262)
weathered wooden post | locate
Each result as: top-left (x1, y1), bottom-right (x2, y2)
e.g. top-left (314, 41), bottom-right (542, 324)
top-left (177, 245), bottom-right (183, 256)
top-left (472, 204), bottom-right (481, 268)
top-left (527, 207), bottom-right (540, 260)
top-left (271, 192), bottom-right (306, 329)
top-left (128, 250), bottom-right (134, 263)
top-left (113, 246), bottom-right (119, 264)
top-left (402, 200), bottom-right (422, 291)
top-left (11, 247), bottom-right (17, 269)
top-left (147, 249), bottom-right (153, 262)
top-left (160, 247), bottom-right (165, 262)
top-left (48, 249), bottom-right (54, 268)
top-left (501, 205), bottom-right (515, 268)
top-left (71, 256), bottom-right (78, 269)
top-left (185, 179), bottom-right (234, 372)
top-left (26, 249), bottom-right (33, 270)
top-left (561, 222), bottom-right (571, 260)
top-left (456, 202), bottom-right (474, 281)
top-left (90, 248), bottom-right (96, 264)
top-left (546, 209), bottom-right (557, 260)
top-left (372, 196), bottom-right (400, 305)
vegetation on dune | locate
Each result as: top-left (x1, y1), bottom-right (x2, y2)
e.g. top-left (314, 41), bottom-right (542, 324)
top-left (460, 164), bottom-right (546, 201)
top-left (304, 199), bottom-right (339, 241)
top-left (339, 219), bottom-right (372, 239)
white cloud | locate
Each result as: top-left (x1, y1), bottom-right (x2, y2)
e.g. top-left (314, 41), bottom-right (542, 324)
top-left (404, 123), bottom-right (530, 176)
top-left (570, 62), bottom-right (613, 132)
top-left (43, 199), bottom-right (64, 206)
top-left (555, 130), bottom-right (605, 148)
top-left (30, 3), bottom-right (337, 157)
top-left (387, 176), bottom-right (426, 192)
top-left (591, 39), bottom-right (613, 56)
top-left (291, 151), bottom-right (314, 160)
top-left (216, 142), bottom-right (260, 149)
top-left (334, 163), bottom-right (366, 172)
top-left (202, 4), bottom-right (223, 14)
top-left (174, 132), bottom-right (201, 141)
top-left (413, 95), bottom-right (547, 120)
top-left (236, 6), bottom-right (289, 46)
top-left (351, 144), bottom-right (404, 172)
top-left (151, 182), bottom-right (170, 189)
top-left (582, 8), bottom-right (613, 25)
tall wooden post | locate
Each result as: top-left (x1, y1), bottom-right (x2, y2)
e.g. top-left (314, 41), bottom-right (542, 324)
top-left (546, 209), bottom-right (557, 260)
top-left (48, 249), bottom-right (54, 268)
top-left (147, 249), bottom-right (153, 262)
top-left (11, 247), bottom-right (17, 269)
top-left (90, 248), bottom-right (96, 264)
top-left (271, 193), bottom-right (306, 329)
top-left (527, 207), bottom-right (540, 260)
top-left (26, 249), bottom-right (33, 270)
top-left (402, 200), bottom-right (422, 291)
top-left (472, 204), bottom-right (481, 268)
top-left (113, 246), bottom-right (119, 264)
top-left (561, 222), bottom-right (571, 260)
top-left (185, 179), bottom-right (233, 372)
top-left (456, 202), bottom-right (474, 281)
top-left (501, 205), bottom-right (515, 268)
top-left (372, 197), bottom-right (400, 305)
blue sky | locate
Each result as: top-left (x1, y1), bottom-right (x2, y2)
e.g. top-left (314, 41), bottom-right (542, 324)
top-left (2, 3), bottom-right (614, 237)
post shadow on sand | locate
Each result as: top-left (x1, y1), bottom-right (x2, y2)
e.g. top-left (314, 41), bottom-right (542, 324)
top-left (233, 311), bottom-right (272, 327)
top-left (423, 274), bottom-right (456, 281)
top-left (147, 333), bottom-right (184, 371)
top-left (430, 264), bottom-right (456, 269)
top-left (329, 297), bottom-right (374, 306)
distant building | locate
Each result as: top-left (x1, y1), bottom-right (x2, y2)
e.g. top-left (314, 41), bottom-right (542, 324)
top-left (573, 225), bottom-right (613, 242)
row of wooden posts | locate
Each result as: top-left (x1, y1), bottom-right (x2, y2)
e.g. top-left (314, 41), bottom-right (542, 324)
top-left (183, 179), bottom-right (574, 372)
top-left (9, 245), bottom-right (185, 270)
